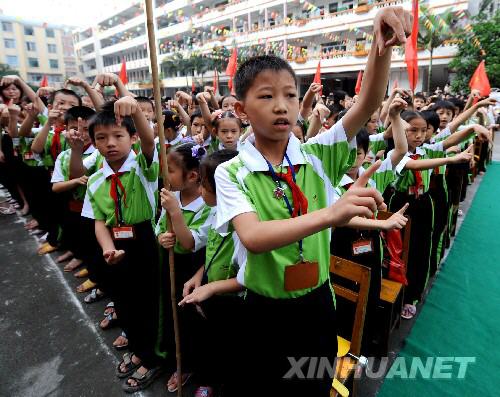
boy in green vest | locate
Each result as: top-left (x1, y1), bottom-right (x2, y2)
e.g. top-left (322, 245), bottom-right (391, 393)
top-left (81, 97), bottom-right (162, 392)
top-left (214, 7), bottom-right (413, 396)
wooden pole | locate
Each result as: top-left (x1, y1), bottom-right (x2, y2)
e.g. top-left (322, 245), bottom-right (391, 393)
top-left (144, 1), bottom-right (182, 395)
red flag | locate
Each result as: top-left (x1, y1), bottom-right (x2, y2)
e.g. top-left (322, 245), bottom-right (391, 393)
top-left (39, 75), bottom-right (48, 87)
top-left (213, 69), bottom-right (219, 94)
top-left (469, 60), bottom-right (491, 97)
top-left (405, 0), bottom-right (419, 92)
top-left (392, 79), bottom-right (399, 90)
top-left (116, 58), bottom-right (127, 97)
top-left (313, 61), bottom-right (322, 96)
top-left (354, 71), bottom-right (363, 95)
top-left (191, 79), bottom-right (196, 93)
top-left (226, 48), bottom-right (238, 95)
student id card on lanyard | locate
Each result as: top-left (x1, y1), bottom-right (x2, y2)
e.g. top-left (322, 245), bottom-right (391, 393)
top-left (110, 174), bottom-right (135, 240)
top-left (265, 153), bottom-right (319, 292)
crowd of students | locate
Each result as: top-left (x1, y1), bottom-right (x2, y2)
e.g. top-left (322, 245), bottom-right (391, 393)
top-left (0, 6), bottom-right (498, 397)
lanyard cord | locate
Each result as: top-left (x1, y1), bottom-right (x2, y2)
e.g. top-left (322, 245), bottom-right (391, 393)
top-left (265, 153), bottom-right (304, 259)
top-left (202, 234), bottom-right (229, 285)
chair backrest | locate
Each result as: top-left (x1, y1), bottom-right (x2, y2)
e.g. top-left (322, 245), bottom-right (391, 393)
top-left (376, 211), bottom-right (412, 268)
top-left (330, 255), bottom-right (371, 356)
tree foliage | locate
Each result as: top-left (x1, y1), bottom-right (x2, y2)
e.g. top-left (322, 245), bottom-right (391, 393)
top-left (449, 8), bottom-right (500, 93)
top-left (0, 63), bottom-right (19, 79)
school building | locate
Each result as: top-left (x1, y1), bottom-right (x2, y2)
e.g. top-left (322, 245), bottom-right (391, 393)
top-left (72, 0), bottom-right (472, 97)
top-left (0, 15), bottom-right (77, 87)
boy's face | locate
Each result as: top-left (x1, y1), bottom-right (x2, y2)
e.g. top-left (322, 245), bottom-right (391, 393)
top-left (67, 119), bottom-right (91, 146)
top-left (425, 124), bottom-right (435, 142)
top-left (191, 116), bottom-right (205, 136)
top-left (139, 102), bottom-right (154, 122)
top-left (351, 147), bottom-right (367, 171)
top-left (436, 108), bottom-right (453, 129)
top-left (93, 124), bottom-right (135, 165)
top-left (414, 97), bottom-right (425, 111)
top-left (222, 97), bottom-right (237, 111)
top-left (235, 69), bottom-right (298, 143)
top-left (201, 179), bottom-right (216, 207)
top-left (53, 93), bottom-right (80, 114)
top-left (217, 118), bottom-right (240, 150)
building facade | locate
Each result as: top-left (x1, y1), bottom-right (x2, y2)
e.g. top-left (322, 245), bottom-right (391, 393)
top-left (73, 0), bottom-right (472, 97)
top-left (0, 15), bottom-right (77, 87)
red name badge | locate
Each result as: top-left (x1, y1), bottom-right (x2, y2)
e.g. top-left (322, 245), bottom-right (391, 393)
top-left (352, 239), bottom-right (373, 256)
top-left (24, 151), bottom-right (35, 160)
top-left (112, 226), bottom-right (135, 240)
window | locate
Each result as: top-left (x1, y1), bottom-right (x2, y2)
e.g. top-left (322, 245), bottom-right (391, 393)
top-left (24, 26), bottom-right (34, 35)
top-left (28, 58), bottom-right (39, 67)
top-left (4, 39), bottom-right (15, 49)
top-left (48, 44), bottom-right (57, 53)
top-left (6, 55), bottom-right (18, 68)
top-left (49, 59), bottom-right (59, 69)
top-left (2, 22), bottom-right (12, 32)
top-left (26, 42), bottom-right (36, 51)
top-left (45, 28), bottom-right (55, 38)
top-left (329, 2), bottom-right (338, 13)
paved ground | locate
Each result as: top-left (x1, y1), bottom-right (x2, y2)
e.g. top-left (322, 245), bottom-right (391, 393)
top-left (1, 132), bottom-right (498, 397)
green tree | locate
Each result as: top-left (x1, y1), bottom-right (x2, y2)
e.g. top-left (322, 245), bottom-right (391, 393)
top-left (0, 63), bottom-right (19, 79)
top-left (418, 5), bottom-right (460, 92)
top-left (449, 8), bottom-right (500, 93)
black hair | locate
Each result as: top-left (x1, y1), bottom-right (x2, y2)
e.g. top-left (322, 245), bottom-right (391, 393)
top-left (431, 100), bottom-right (455, 113)
top-left (401, 110), bottom-right (425, 124)
top-left (213, 111), bottom-right (242, 132)
top-left (414, 92), bottom-right (426, 101)
top-left (234, 55), bottom-right (297, 100)
top-left (421, 110), bottom-right (440, 133)
top-left (50, 88), bottom-right (82, 106)
top-left (327, 103), bottom-right (344, 121)
top-left (219, 94), bottom-right (238, 108)
top-left (135, 96), bottom-right (154, 108)
top-left (64, 106), bottom-right (96, 125)
top-left (170, 142), bottom-right (205, 177)
top-left (88, 101), bottom-right (136, 140)
top-left (163, 109), bottom-right (182, 131)
top-left (447, 97), bottom-right (465, 113)
top-left (356, 128), bottom-right (369, 153)
top-left (190, 109), bottom-right (204, 125)
top-left (332, 90), bottom-right (347, 105)
top-left (337, 109), bottom-right (349, 120)
top-left (200, 149), bottom-right (238, 192)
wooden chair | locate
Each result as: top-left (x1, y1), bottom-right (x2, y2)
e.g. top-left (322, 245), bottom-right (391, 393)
top-left (330, 255), bottom-right (371, 397)
top-left (375, 211), bottom-right (412, 355)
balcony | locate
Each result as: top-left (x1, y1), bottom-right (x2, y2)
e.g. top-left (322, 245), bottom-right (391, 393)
top-left (99, 35), bottom-right (148, 56)
top-left (103, 58), bottom-right (150, 74)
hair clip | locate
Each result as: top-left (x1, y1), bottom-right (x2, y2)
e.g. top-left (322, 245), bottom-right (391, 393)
top-left (216, 110), bottom-right (239, 119)
top-left (191, 144), bottom-right (206, 160)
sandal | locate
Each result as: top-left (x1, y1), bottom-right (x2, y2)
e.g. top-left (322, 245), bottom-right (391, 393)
top-left (167, 371), bottom-right (192, 393)
top-left (37, 242), bottom-right (57, 255)
top-left (24, 219), bottom-right (38, 230)
top-left (74, 268), bottom-right (89, 278)
top-left (113, 332), bottom-right (129, 350)
top-left (116, 353), bottom-right (140, 379)
top-left (100, 312), bottom-right (119, 330)
top-left (76, 279), bottom-right (97, 293)
top-left (84, 288), bottom-right (105, 304)
top-left (0, 206), bottom-right (16, 215)
top-left (123, 366), bottom-right (164, 393)
top-left (103, 302), bottom-right (115, 316)
top-left (56, 251), bottom-right (73, 263)
top-left (401, 304), bottom-right (417, 320)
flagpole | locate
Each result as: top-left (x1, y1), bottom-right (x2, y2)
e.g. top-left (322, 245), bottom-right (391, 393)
top-left (144, 1), bottom-right (182, 396)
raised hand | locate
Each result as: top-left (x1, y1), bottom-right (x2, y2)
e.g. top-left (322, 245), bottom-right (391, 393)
top-left (114, 96), bottom-right (139, 125)
top-left (382, 203), bottom-right (409, 230)
top-left (373, 7), bottom-right (413, 55)
top-left (92, 73), bottom-right (119, 88)
top-left (388, 96), bottom-right (408, 118)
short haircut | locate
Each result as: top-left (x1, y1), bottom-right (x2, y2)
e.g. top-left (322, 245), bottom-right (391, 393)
top-left (414, 92), bottom-right (426, 101)
top-left (190, 109), bottom-right (203, 125)
top-left (431, 100), bottom-right (455, 113)
top-left (356, 128), bottom-right (369, 153)
top-left (332, 90), bottom-right (347, 104)
top-left (213, 111), bottom-right (242, 132)
top-left (327, 103), bottom-right (344, 120)
top-left (64, 106), bottom-right (96, 125)
top-left (135, 96), bottom-right (154, 108)
top-left (234, 55), bottom-right (297, 100)
top-left (200, 149), bottom-right (238, 192)
top-left (421, 110), bottom-right (440, 133)
top-left (447, 97), bottom-right (465, 113)
top-left (88, 101), bottom-right (135, 140)
top-left (50, 88), bottom-right (82, 106)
